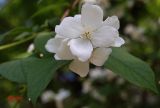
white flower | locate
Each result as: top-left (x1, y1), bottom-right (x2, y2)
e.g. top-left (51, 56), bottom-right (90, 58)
top-left (27, 43), bottom-right (35, 53)
top-left (89, 67), bottom-right (107, 80)
top-left (41, 90), bottom-right (55, 103)
top-left (41, 89), bottom-right (70, 104)
top-left (55, 89), bottom-right (70, 101)
top-left (45, 3), bottom-right (125, 77)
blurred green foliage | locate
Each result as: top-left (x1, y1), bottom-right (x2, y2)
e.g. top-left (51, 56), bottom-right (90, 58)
top-left (0, 0), bottom-right (160, 108)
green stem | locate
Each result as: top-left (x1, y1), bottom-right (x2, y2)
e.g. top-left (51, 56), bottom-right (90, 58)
top-left (0, 34), bottom-right (36, 50)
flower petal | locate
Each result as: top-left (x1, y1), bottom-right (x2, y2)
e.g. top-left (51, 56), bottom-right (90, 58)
top-left (68, 38), bottom-right (93, 62)
top-left (90, 48), bottom-right (112, 66)
top-left (45, 38), bottom-right (63, 53)
top-left (112, 37), bottom-right (125, 47)
top-left (74, 14), bottom-right (81, 23)
top-left (55, 34), bottom-right (64, 39)
top-left (103, 16), bottom-right (120, 30)
top-left (55, 39), bottom-right (74, 60)
top-left (55, 17), bottom-right (83, 38)
top-left (69, 59), bottom-right (89, 77)
top-left (81, 3), bottom-right (103, 30)
top-left (91, 26), bottom-right (119, 47)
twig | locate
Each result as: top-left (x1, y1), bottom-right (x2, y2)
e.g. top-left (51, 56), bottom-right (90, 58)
top-left (61, 0), bottom-right (81, 20)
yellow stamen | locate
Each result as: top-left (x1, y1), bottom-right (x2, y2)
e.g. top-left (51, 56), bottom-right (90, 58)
top-left (82, 32), bottom-right (92, 39)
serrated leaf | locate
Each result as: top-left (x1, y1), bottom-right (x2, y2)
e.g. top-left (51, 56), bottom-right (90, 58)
top-left (105, 48), bottom-right (158, 93)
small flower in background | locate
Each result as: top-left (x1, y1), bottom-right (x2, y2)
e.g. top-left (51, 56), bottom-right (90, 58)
top-left (89, 67), bottom-right (107, 80)
top-left (27, 43), bottom-right (35, 53)
top-left (55, 89), bottom-right (71, 102)
top-left (82, 79), bottom-right (106, 102)
top-left (41, 89), bottom-right (70, 108)
top-left (7, 95), bottom-right (23, 102)
top-left (7, 96), bottom-right (23, 108)
top-left (127, 0), bottom-right (134, 8)
top-left (105, 69), bottom-right (117, 81)
top-left (124, 24), bottom-right (146, 42)
top-left (82, 79), bottom-right (92, 93)
top-left (91, 89), bottom-right (106, 102)
top-left (45, 3), bottom-right (125, 77)
top-left (41, 90), bottom-right (55, 103)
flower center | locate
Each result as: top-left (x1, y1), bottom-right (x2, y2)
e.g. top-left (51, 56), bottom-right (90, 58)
top-left (82, 31), bottom-right (92, 40)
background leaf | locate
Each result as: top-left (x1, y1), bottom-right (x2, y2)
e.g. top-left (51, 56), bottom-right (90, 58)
top-left (0, 56), bottom-right (69, 103)
top-left (22, 57), bottom-right (69, 103)
top-left (34, 32), bottom-right (54, 55)
top-left (105, 48), bottom-right (158, 93)
top-left (0, 27), bottom-right (32, 45)
top-left (0, 59), bottom-right (26, 83)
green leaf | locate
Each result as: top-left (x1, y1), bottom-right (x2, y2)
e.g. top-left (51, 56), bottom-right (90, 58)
top-left (34, 32), bottom-right (54, 54)
top-left (105, 48), bottom-right (158, 93)
top-left (31, 4), bottom-right (64, 18)
top-left (22, 57), bottom-right (69, 104)
top-left (0, 56), bottom-right (69, 103)
top-left (0, 27), bottom-right (32, 44)
top-left (0, 59), bottom-right (26, 83)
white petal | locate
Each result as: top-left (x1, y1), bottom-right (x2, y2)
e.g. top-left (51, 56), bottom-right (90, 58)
top-left (103, 16), bottom-right (120, 30)
top-left (54, 54), bottom-right (61, 60)
top-left (91, 26), bottom-right (119, 47)
top-left (55, 34), bottom-right (64, 38)
top-left (112, 37), bottom-right (125, 47)
top-left (90, 48), bottom-right (112, 66)
top-left (69, 59), bottom-right (89, 77)
top-left (55, 39), bottom-right (74, 60)
top-left (55, 17), bottom-right (83, 38)
top-left (68, 38), bottom-right (93, 62)
top-left (45, 38), bottom-right (63, 53)
top-left (74, 14), bottom-right (81, 23)
top-left (81, 3), bottom-right (103, 30)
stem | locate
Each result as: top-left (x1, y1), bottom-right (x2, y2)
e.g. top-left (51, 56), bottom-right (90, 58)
top-left (61, 0), bottom-right (81, 20)
top-left (0, 34), bottom-right (36, 51)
